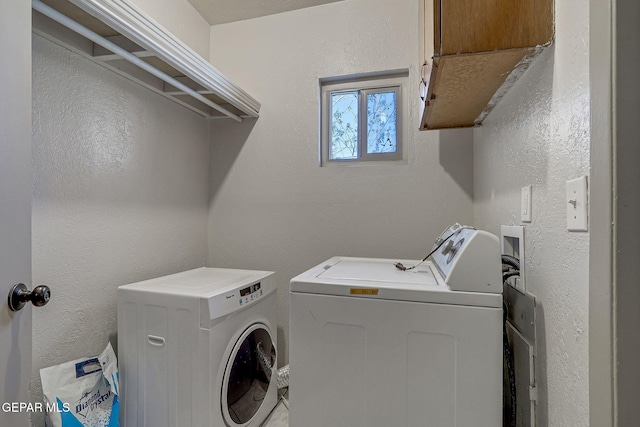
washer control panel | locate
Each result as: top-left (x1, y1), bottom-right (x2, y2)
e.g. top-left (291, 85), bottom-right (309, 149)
top-left (430, 224), bottom-right (502, 293)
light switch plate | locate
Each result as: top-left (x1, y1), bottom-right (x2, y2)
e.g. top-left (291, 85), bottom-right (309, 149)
top-left (566, 176), bottom-right (588, 231)
top-left (521, 185), bottom-right (532, 223)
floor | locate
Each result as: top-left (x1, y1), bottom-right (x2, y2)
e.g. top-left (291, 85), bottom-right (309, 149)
top-left (262, 397), bottom-right (289, 427)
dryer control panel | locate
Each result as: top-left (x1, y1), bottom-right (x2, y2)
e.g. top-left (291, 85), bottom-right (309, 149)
top-left (431, 224), bottom-right (502, 294)
top-left (201, 271), bottom-right (276, 329)
top-left (238, 282), bottom-right (264, 306)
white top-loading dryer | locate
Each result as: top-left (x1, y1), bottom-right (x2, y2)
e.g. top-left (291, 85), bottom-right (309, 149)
top-left (118, 267), bottom-right (278, 427)
top-left (289, 224), bottom-right (503, 427)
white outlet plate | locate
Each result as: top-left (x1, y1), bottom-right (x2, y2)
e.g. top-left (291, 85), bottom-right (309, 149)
top-left (501, 225), bottom-right (525, 293)
top-left (566, 176), bottom-right (588, 231)
top-left (521, 185), bottom-right (532, 223)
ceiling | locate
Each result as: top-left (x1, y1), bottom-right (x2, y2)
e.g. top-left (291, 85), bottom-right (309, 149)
top-left (186, 0), bottom-right (344, 25)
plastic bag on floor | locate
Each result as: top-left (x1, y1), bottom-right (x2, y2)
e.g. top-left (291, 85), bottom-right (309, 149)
top-left (40, 342), bottom-right (120, 427)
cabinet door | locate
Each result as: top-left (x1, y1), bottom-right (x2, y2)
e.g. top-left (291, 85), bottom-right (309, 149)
top-left (420, 0), bottom-right (436, 62)
top-left (419, 0), bottom-right (436, 121)
top-left (437, 0), bottom-right (554, 55)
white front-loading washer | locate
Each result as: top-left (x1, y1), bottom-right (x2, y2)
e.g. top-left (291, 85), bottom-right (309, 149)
top-left (289, 224), bottom-right (503, 427)
top-left (118, 267), bottom-right (278, 427)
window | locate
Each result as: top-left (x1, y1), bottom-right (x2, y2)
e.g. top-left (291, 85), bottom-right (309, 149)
top-left (320, 71), bottom-right (407, 164)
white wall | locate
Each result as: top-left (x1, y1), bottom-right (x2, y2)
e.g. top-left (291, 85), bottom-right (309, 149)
top-left (31, 35), bottom-right (210, 425)
top-left (206, 0), bottom-right (474, 365)
top-left (129, 0), bottom-right (211, 61)
top-left (473, 1), bottom-right (590, 425)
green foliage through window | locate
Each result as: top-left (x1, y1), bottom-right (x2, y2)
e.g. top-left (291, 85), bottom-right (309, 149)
top-left (327, 86), bottom-right (400, 161)
top-left (366, 91), bottom-right (397, 155)
top-left (320, 73), bottom-right (408, 164)
top-left (330, 91), bottom-right (359, 160)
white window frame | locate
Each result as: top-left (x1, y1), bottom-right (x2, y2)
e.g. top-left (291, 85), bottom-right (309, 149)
top-left (319, 71), bottom-right (408, 166)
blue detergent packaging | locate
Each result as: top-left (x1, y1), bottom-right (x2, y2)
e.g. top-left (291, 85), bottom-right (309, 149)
top-left (40, 342), bottom-right (120, 427)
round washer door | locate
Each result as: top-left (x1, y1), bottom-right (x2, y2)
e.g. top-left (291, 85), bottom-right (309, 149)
top-left (221, 323), bottom-right (276, 426)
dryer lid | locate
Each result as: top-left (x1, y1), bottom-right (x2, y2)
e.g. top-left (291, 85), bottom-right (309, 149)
top-left (118, 267), bottom-right (276, 327)
top-left (119, 267), bottom-right (273, 297)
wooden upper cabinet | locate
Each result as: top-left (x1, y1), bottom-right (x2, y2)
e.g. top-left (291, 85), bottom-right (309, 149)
top-left (421, 0), bottom-right (554, 130)
top-left (438, 0), bottom-right (554, 55)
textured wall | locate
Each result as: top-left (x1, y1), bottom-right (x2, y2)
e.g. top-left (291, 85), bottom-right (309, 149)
top-left (473, 1), bottom-right (590, 425)
top-left (31, 35), bottom-right (209, 425)
top-left (207, 0), bottom-right (475, 366)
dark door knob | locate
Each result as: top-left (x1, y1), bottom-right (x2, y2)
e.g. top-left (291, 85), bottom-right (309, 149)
top-left (7, 283), bottom-right (51, 311)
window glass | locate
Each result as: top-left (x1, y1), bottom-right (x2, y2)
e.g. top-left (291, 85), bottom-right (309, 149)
top-left (320, 71), bottom-right (406, 165)
top-left (330, 91), bottom-right (359, 160)
top-left (225, 327), bottom-right (275, 424)
top-left (366, 91), bottom-right (397, 154)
